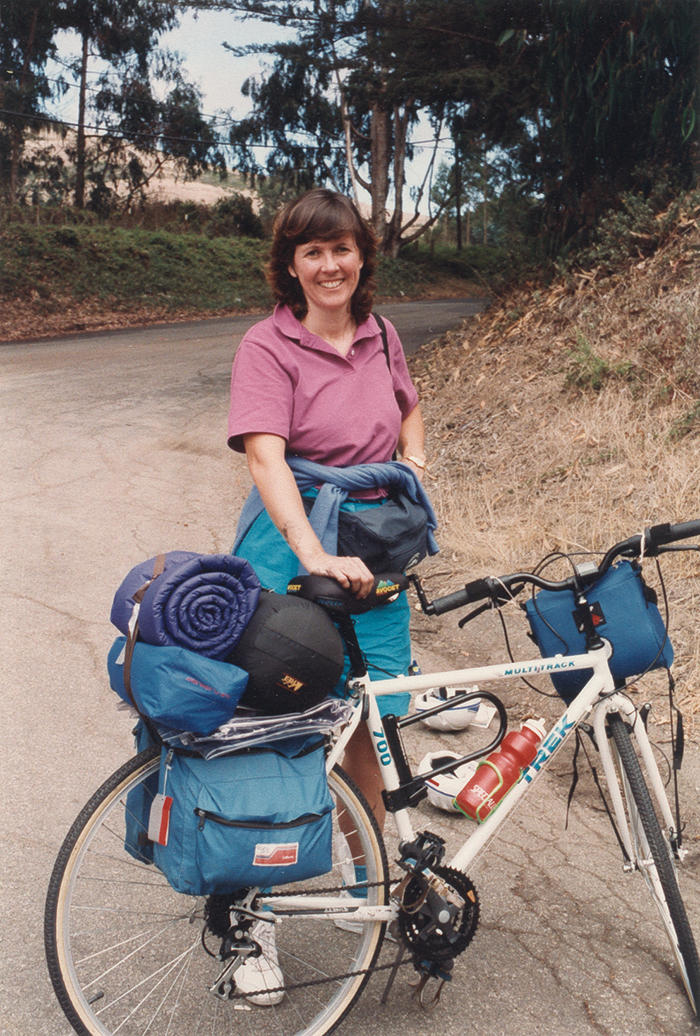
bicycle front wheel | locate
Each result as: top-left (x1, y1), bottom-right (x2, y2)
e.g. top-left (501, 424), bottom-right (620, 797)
top-left (608, 712), bottom-right (700, 1017)
top-left (45, 747), bottom-right (390, 1036)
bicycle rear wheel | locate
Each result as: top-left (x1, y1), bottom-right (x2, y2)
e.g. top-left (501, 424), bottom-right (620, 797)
top-left (45, 747), bottom-right (389, 1036)
top-left (608, 712), bottom-right (700, 1017)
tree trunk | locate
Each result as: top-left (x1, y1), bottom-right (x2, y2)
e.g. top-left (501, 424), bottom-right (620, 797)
top-left (382, 102), bottom-right (411, 258)
top-left (9, 125), bottom-right (22, 206)
top-left (482, 155), bottom-right (488, 245)
top-left (455, 155), bottom-right (462, 252)
top-left (335, 64), bottom-right (360, 206)
top-left (369, 101), bottom-right (390, 246)
top-left (75, 30), bottom-right (89, 209)
top-left (9, 4), bottom-right (40, 205)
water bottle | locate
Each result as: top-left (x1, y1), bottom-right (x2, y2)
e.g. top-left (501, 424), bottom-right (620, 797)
top-left (453, 718), bottom-right (546, 822)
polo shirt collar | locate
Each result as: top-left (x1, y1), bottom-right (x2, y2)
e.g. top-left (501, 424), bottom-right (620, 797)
top-left (272, 304), bottom-right (379, 349)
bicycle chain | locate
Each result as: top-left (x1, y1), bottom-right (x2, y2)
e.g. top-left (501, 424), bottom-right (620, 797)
top-left (211, 871), bottom-right (478, 1000)
top-left (218, 954), bottom-right (414, 1001)
top-left (258, 879), bottom-right (392, 899)
top-left (210, 880), bottom-right (401, 1000)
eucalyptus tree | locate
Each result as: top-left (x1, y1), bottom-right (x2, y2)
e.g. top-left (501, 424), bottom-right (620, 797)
top-left (216, 0), bottom-right (544, 255)
top-left (56, 0), bottom-right (223, 209)
top-left (221, 0), bottom-right (430, 255)
top-left (0, 0), bottom-right (59, 203)
top-left (501, 0), bottom-right (700, 251)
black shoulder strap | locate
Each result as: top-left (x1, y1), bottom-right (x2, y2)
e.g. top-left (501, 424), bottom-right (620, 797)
top-left (375, 313), bottom-right (390, 371)
top-left (375, 313), bottom-right (398, 460)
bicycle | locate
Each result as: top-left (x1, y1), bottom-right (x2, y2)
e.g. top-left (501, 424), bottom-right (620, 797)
top-left (45, 520), bottom-right (700, 1036)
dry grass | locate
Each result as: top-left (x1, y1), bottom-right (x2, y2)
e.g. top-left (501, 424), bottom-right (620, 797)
top-left (410, 197), bottom-right (700, 716)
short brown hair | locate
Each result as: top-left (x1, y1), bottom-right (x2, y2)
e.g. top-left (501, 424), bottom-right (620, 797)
top-left (266, 189), bottom-right (377, 324)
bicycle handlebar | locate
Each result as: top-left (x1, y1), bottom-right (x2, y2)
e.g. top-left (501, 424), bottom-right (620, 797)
top-left (425, 519), bottom-right (700, 617)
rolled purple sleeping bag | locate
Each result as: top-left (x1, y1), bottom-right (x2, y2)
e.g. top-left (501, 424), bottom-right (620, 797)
top-left (110, 551), bottom-right (261, 659)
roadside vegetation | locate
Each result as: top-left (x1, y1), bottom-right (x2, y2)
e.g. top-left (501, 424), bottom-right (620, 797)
top-left (0, 202), bottom-right (492, 340)
top-left (413, 188), bottom-right (700, 720)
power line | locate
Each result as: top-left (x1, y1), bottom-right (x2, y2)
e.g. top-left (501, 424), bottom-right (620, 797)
top-left (0, 102), bottom-right (454, 156)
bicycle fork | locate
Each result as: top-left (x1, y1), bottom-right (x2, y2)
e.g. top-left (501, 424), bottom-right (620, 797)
top-left (593, 694), bottom-right (683, 869)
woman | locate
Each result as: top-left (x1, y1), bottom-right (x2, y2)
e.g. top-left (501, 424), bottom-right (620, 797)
top-left (227, 189), bottom-right (430, 1001)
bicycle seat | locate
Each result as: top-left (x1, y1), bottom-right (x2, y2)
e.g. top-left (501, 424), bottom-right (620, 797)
top-left (287, 573), bottom-right (409, 616)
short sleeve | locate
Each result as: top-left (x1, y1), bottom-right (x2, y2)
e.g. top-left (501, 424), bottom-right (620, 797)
top-left (227, 324), bottom-right (296, 453)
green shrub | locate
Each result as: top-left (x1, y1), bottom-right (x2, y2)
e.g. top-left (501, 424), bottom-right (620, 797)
top-left (565, 332), bottom-right (637, 393)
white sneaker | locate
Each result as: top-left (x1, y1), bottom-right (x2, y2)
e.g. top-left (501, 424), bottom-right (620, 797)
top-left (235, 920), bottom-right (284, 1006)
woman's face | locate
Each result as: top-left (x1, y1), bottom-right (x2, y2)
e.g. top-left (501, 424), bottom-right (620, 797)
top-left (288, 232), bottom-right (363, 320)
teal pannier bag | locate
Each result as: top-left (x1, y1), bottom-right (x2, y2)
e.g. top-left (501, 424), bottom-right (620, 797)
top-left (524, 559), bottom-right (674, 703)
top-left (151, 739), bottom-right (334, 895)
top-left (108, 637), bottom-right (249, 735)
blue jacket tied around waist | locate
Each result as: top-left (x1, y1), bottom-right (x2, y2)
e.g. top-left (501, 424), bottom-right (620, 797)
top-left (232, 458), bottom-right (439, 573)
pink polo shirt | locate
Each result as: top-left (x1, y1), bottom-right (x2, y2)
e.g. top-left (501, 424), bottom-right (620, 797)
top-left (227, 305), bottom-right (419, 467)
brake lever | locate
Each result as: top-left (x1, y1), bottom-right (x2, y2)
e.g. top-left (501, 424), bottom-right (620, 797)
top-left (456, 580), bottom-right (528, 627)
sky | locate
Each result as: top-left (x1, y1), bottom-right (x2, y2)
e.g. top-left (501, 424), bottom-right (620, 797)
top-left (50, 9), bottom-right (278, 130)
top-left (48, 7), bottom-right (448, 212)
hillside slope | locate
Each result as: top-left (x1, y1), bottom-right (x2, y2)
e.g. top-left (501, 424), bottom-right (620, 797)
top-left (410, 198), bottom-right (700, 714)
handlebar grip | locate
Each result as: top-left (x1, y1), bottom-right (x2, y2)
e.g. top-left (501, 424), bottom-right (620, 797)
top-left (647, 520), bottom-right (700, 547)
top-left (430, 578), bottom-right (492, 615)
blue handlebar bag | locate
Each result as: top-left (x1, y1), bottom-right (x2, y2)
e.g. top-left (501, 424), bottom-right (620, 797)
top-left (525, 560), bottom-right (673, 703)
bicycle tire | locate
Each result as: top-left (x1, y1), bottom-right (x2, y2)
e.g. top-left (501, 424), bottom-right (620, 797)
top-left (45, 746), bottom-right (389, 1036)
top-left (608, 712), bottom-right (700, 1017)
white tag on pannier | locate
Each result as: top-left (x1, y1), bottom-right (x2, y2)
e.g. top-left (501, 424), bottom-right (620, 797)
top-left (148, 793), bottom-right (174, 846)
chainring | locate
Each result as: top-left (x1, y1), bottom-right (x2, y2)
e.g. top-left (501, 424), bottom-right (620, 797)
top-left (397, 865), bottom-right (479, 962)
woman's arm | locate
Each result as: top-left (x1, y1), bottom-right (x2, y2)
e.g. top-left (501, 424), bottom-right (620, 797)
top-left (243, 432), bottom-right (375, 596)
top-left (397, 404), bottom-right (426, 480)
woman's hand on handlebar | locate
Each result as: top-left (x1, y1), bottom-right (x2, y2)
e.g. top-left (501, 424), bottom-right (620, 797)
top-left (305, 551), bottom-right (375, 599)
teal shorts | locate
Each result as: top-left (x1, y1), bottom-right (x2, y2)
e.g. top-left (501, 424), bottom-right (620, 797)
top-left (235, 504), bottom-right (412, 718)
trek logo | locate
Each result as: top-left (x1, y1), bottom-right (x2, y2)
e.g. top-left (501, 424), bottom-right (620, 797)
top-left (254, 842), bottom-right (299, 867)
top-left (504, 660), bottom-right (577, 677)
top-left (278, 673), bottom-right (305, 694)
top-left (521, 715), bottom-right (575, 784)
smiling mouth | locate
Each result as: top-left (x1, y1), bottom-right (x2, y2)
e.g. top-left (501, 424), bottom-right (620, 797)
top-left (319, 279), bottom-right (344, 289)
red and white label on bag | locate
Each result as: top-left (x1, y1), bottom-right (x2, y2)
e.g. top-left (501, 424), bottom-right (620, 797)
top-left (254, 843), bottom-right (299, 867)
top-left (148, 793), bottom-right (174, 846)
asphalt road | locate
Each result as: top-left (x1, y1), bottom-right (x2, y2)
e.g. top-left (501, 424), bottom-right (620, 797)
top-left (2, 299), bottom-right (699, 1036)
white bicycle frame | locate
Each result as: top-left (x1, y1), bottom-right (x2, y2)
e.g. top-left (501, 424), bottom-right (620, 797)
top-left (267, 642), bottom-right (678, 924)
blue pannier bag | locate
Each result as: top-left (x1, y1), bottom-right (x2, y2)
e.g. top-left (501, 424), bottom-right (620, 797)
top-left (108, 637), bottom-right (249, 735)
top-left (524, 560), bottom-right (674, 704)
top-left (151, 739), bottom-right (334, 895)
